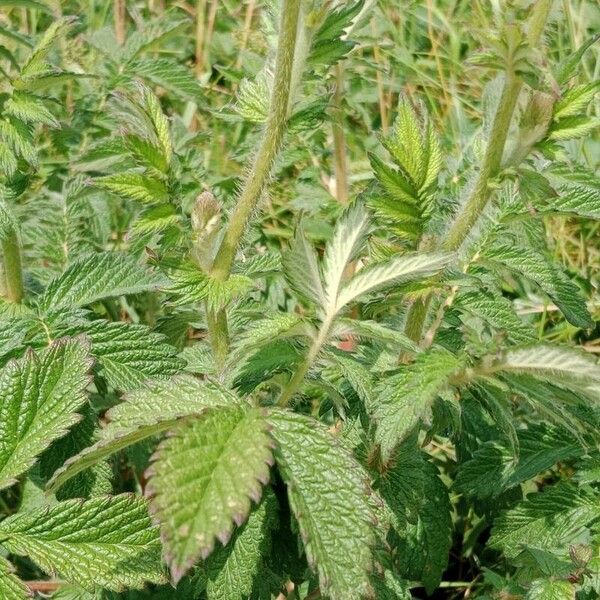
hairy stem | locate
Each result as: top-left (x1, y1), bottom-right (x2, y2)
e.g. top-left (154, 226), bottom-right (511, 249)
top-left (1, 229), bottom-right (24, 303)
top-left (207, 0), bottom-right (301, 367)
top-left (442, 72), bottom-right (521, 251)
top-left (404, 0), bottom-right (552, 345)
top-left (211, 0), bottom-right (300, 280)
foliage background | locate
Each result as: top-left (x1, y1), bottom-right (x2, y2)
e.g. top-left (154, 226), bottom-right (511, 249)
top-left (0, 0), bottom-right (599, 598)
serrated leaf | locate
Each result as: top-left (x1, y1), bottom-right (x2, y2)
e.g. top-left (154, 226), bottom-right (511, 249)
top-left (483, 242), bottom-right (593, 328)
top-left (542, 165), bottom-right (600, 220)
top-left (39, 253), bottom-right (166, 312)
top-left (0, 141), bottom-right (17, 177)
top-left (226, 313), bottom-right (310, 382)
top-left (4, 91), bottom-right (59, 127)
top-left (308, 1), bottom-right (362, 66)
top-left (167, 262), bottom-right (252, 311)
top-left (37, 405), bottom-right (112, 501)
top-left (488, 344), bottom-right (600, 398)
top-left (0, 117), bottom-right (36, 164)
top-left (374, 349), bottom-right (466, 461)
top-left (0, 556), bottom-right (30, 600)
top-left (381, 97), bottom-right (442, 192)
top-left (136, 84), bottom-right (173, 168)
top-left (52, 318), bottom-right (184, 390)
top-left (129, 58), bottom-right (202, 101)
top-left (549, 115), bottom-right (600, 141)
top-left (0, 494), bottom-right (165, 590)
top-left (95, 172), bottom-right (168, 204)
top-left (378, 442), bottom-right (452, 593)
top-left (335, 252), bottom-right (452, 312)
top-left (489, 482), bottom-right (598, 558)
top-left (47, 375), bottom-right (235, 493)
top-left (525, 579), bottom-right (576, 600)
top-left (554, 34), bottom-right (600, 85)
top-left (454, 423), bottom-right (584, 499)
top-left (333, 318), bottom-right (419, 354)
top-left (267, 409), bottom-right (376, 600)
top-left (554, 81), bottom-right (600, 119)
top-left (19, 16), bottom-right (74, 78)
top-left (321, 202), bottom-right (370, 316)
top-left (0, 319), bottom-right (27, 365)
top-left (282, 221), bottom-right (325, 306)
top-left (0, 338), bottom-right (92, 490)
top-left (455, 289), bottom-right (536, 344)
top-left (205, 487), bottom-right (277, 600)
top-left (146, 405), bottom-right (273, 583)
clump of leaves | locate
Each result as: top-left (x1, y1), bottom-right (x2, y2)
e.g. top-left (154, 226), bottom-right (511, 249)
top-left (0, 1), bottom-right (599, 599)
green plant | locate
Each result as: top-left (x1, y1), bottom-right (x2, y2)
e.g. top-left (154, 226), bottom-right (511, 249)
top-left (0, 1), bottom-right (599, 599)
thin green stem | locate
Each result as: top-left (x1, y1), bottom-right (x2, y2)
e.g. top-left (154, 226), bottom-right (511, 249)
top-left (443, 72), bottom-right (521, 252)
top-left (211, 1), bottom-right (300, 280)
top-left (278, 317), bottom-right (332, 407)
top-left (403, 0), bottom-right (552, 346)
top-left (207, 0), bottom-right (301, 368)
top-left (1, 229), bottom-right (24, 304)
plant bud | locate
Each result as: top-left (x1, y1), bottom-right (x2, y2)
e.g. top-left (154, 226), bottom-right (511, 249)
top-left (191, 191), bottom-right (222, 237)
top-left (191, 191), bottom-right (222, 271)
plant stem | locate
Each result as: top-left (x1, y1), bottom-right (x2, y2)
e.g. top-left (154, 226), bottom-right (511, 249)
top-left (211, 0), bottom-right (300, 281)
top-left (201, 0), bottom-right (218, 72)
top-left (113, 0), bottom-right (126, 45)
top-left (371, 18), bottom-right (388, 134)
top-left (206, 308), bottom-right (229, 369)
top-left (278, 316), bottom-right (332, 407)
top-left (1, 229), bottom-right (24, 304)
top-left (195, 0), bottom-right (207, 77)
top-left (207, 0), bottom-right (301, 368)
top-left (235, 0), bottom-right (257, 70)
top-left (332, 62), bottom-right (349, 203)
top-left (403, 0), bottom-right (552, 345)
top-left (442, 72), bottom-right (521, 252)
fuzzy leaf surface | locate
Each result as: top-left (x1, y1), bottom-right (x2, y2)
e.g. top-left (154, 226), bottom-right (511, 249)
top-left (47, 375), bottom-right (236, 493)
top-left (205, 487), bottom-right (277, 600)
top-left (0, 556), bottom-right (30, 600)
top-left (267, 409), bottom-right (376, 600)
top-left (335, 252), bottom-right (452, 312)
top-left (374, 349), bottom-right (465, 461)
top-left (489, 482), bottom-right (598, 558)
top-left (0, 338), bottom-right (92, 490)
top-left (146, 406), bottom-right (273, 583)
top-left (0, 494), bottom-right (165, 591)
top-left (483, 242), bottom-right (593, 328)
top-left (40, 253), bottom-right (166, 312)
top-left (378, 443), bottom-right (452, 593)
top-left (52, 319), bottom-right (184, 390)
